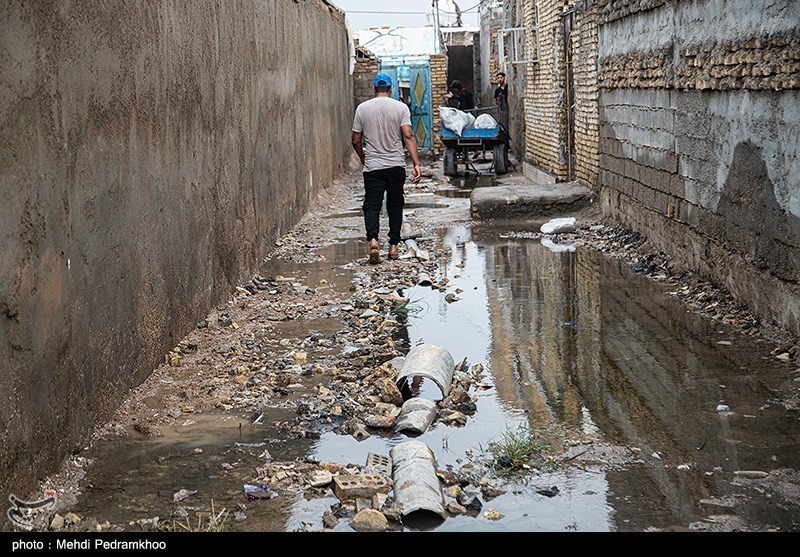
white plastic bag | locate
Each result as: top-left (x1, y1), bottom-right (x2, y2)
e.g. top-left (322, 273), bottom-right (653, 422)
top-left (474, 114), bottom-right (498, 129)
top-left (439, 107), bottom-right (475, 136)
top-left (540, 217), bottom-right (577, 234)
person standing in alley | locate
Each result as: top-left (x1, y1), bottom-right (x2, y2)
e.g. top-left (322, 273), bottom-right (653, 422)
top-left (494, 71), bottom-right (509, 131)
top-left (352, 73), bottom-right (421, 264)
top-left (445, 80), bottom-right (475, 111)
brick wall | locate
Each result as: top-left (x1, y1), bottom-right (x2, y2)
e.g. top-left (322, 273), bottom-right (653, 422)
top-left (353, 57), bottom-right (379, 107)
top-left (524, 0), bottom-right (569, 180)
top-left (431, 53), bottom-right (449, 155)
top-left (572, 3), bottom-right (599, 187)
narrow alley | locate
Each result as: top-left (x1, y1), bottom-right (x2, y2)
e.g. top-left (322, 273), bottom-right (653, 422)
top-left (1, 0), bottom-right (799, 537)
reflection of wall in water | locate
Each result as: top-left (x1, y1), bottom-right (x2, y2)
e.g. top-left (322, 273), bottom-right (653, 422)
top-left (482, 240), bottom-right (602, 432)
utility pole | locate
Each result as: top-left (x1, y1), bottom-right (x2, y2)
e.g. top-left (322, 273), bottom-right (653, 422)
top-left (433, 0), bottom-right (442, 53)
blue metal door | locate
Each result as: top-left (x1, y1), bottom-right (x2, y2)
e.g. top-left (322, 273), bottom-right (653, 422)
top-left (409, 66), bottom-right (433, 149)
top-left (378, 59), bottom-right (433, 150)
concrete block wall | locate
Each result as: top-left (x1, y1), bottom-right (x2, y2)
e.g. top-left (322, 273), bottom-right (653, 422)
top-left (0, 0), bottom-right (353, 496)
top-left (598, 0), bottom-right (800, 335)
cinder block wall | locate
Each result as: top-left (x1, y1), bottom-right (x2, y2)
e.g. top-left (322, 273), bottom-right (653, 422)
top-left (0, 0), bottom-right (353, 496)
top-left (597, 0), bottom-right (800, 334)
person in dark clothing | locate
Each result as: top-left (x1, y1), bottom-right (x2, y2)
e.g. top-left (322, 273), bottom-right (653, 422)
top-left (445, 80), bottom-right (475, 111)
top-left (494, 71), bottom-right (509, 130)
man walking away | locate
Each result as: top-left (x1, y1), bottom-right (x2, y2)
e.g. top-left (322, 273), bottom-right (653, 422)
top-left (352, 74), bottom-right (421, 264)
top-left (494, 72), bottom-right (509, 131)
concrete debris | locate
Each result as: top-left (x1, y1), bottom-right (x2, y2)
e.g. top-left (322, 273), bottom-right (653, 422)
top-left (483, 509), bottom-right (504, 521)
top-left (172, 489), bottom-right (197, 503)
top-left (350, 509), bottom-right (389, 532)
top-left (332, 474), bottom-right (390, 501)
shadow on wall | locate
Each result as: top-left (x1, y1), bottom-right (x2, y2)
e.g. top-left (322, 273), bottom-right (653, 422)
top-left (714, 141), bottom-right (800, 282)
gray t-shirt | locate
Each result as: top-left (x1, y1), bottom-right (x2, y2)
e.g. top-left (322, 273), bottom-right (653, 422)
top-left (352, 97), bottom-right (412, 173)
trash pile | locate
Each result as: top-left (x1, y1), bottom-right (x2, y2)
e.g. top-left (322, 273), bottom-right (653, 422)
top-left (243, 343), bottom-right (509, 531)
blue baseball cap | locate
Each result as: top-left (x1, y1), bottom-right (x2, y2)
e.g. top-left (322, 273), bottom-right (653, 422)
top-left (374, 73), bottom-right (393, 88)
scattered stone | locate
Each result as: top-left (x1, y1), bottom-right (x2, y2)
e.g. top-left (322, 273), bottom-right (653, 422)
top-left (173, 507), bottom-right (189, 519)
top-left (49, 514), bottom-right (65, 530)
top-left (484, 508), bottom-right (504, 521)
top-left (447, 502), bottom-right (467, 515)
top-left (777, 352), bottom-right (791, 362)
top-left (481, 484), bottom-right (507, 499)
top-left (436, 469), bottom-right (467, 486)
top-left (716, 340), bottom-right (732, 346)
top-left (440, 410), bottom-right (467, 426)
top-left (234, 512), bottom-right (247, 523)
top-left (356, 498), bottom-right (373, 512)
top-left (322, 511), bottom-right (339, 529)
top-left (379, 378), bottom-right (404, 406)
top-left (734, 470), bottom-right (769, 479)
top-left (716, 403), bottom-right (731, 413)
top-left (457, 491), bottom-right (483, 512)
top-left (363, 413), bottom-right (395, 429)
top-left (381, 499), bottom-right (402, 522)
top-left (536, 486), bottom-right (560, 497)
top-left (292, 351), bottom-right (308, 364)
top-left (699, 496), bottom-right (743, 508)
top-left (350, 509), bottom-right (389, 532)
top-left (172, 489), bottom-right (197, 503)
top-left (65, 512), bottom-right (82, 525)
top-left (309, 470), bottom-right (333, 488)
top-left (446, 484), bottom-right (463, 499)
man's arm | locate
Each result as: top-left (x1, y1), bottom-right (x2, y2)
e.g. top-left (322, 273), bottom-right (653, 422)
top-left (351, 131), bottom-right (365, 166)
top-left (401, 125), bottom-right (421, 184)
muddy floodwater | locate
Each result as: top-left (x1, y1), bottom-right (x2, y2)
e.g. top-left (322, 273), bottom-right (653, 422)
top-left (66, 215), bottom-right (800, 532)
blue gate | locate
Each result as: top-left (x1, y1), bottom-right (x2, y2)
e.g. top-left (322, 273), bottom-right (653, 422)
top-left (378, 58), bottom-right (433, 150)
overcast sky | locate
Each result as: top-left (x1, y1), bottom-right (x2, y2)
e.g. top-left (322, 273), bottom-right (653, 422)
top-left (334, 0), bottom-right (480, 31)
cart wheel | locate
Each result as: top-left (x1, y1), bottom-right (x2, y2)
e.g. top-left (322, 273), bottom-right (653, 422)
top-left (443, 148), bottom-right (457, 176)
top-left (493, 144), bottom-right (508, 175)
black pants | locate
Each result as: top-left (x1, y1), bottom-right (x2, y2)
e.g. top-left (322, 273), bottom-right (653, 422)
top-left (363, 166), bottom-right (405, 245)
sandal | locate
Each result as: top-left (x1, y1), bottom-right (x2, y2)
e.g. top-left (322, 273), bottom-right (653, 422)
top-left (369, 247), bottom-right (381, 265)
